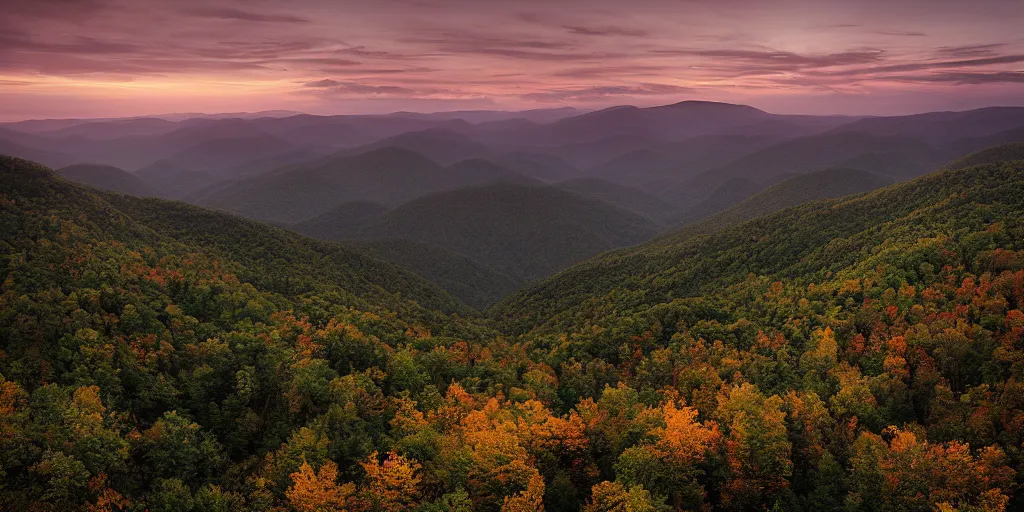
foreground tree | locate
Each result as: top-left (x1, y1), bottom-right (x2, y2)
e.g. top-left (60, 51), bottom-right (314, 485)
top-left (287, 460), bottom-right (354, 512)
top-left (584, 481), bottom-right (664, 512)
top-left (846, 427), bottom-right (1014, 512)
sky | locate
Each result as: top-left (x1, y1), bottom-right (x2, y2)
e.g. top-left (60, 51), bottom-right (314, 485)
top-left (2, 0), bottom-right (1024, 120)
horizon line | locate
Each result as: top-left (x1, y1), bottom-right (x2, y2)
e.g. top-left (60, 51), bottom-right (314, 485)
top-left (4, 99), bottom-right (1024, 125)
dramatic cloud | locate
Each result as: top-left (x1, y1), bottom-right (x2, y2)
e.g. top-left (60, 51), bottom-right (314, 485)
top-left (0, 0), bottom-right (1023, 119)
top-left (562, 25), bottom-right (648, 37)
top-left (936, 44), bottom-right (1007, 58)
top-left (838, 55), bottom-right (1024, 75)
top-left (521, 83), bottom-right (694, 102)
top-left (183, 7), bottom-right (310, 23)
top-left (872, 29), bottom-right (928, 37)
top-left (551, 65), bottom-right (672, 79)
top-left (400, 29), bottom-right (616, 62)
top-left (654, 48), bottom-right (886, 71)
top-left (304, 79), bottom-right (342, 88)
top-left (890, 72), bottom-right (1024, 84)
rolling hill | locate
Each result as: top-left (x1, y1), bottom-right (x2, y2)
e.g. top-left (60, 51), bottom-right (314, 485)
top-left (342, 127), bottom-right (491, 165)
top-left (478, 100), bottom-right (851, 151)
top-left (668, 176), bottom-right (765, 225)
top-left (537, 134), bottom-right (679, 169)
top-left (217, 146), bottom-right (334, 178)
top-left (133, 162), bottom-right (221, 200)
top-left (687, 131), bottom-right (935, 189)
top-left (555, 177), bottom-right (676, 221)
top-left (441, 159), bottom-right (538, 188)
top-left (54, 119), bottom-right (284, 171)
top-left (138, 134), bottom-right (297, 176)
top-left (1, 155), bottom-right (470, 319)
top-left (198, 148), bottom-right (532, 223)
top-left (0, 114), bottom-right (455, 174)
top-left (827, 106), bottom-right (1024, 144)
top-left (128, 134), bottom-right (305, 199)
top-left (293, 181), bottom-right (663, 302)
top-left (350, 183), bottom-right (659, 284)
top-left (32, 117), bottom-right (182, 140)
top-left (581, 134), bottom-right (788, 192)
top-left (0, 131), bottom-right (77, 169)
top-left (293, 201), bottom-right (391, 240)
top-left (350, 238), bottom-right (521, 309)
top-left (493, 154), bottom-right (1024, 334)
top-left (382, 106), bottom-right (580, 124)
top-left (56, 164), bottom-right (159, 197)
top-left (947, 142), bottom-right (1024, 170)
top-left (655, 131), bottom-right (939, 215)
top-left (196, 147), bottom-right (447, 222)
top-left (542, 101), bottom-right (774, 143)
top-left (669, 167), bottom-right (894, 235)
top-left (585, 149), bottom-right (682, 185)
top-left (488, 151), bottom-right (583, 182)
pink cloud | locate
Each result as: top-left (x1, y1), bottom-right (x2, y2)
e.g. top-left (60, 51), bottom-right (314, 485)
top-left (0, 0), bottom-right (1022, 118)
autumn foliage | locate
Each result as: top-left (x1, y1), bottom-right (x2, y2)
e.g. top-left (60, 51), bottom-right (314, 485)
top-left (3, 156), bottom-right (1024, 510)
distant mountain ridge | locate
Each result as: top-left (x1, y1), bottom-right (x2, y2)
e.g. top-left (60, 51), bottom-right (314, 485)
top-left (666, 167), bottom-right (894, 238)
top-left (196, 147), bottom-right (533, 223)
top-left (1, 101), bottom-right (1022, 240)
top-left (342, 128), bottom-right (491, 165)
top-left (57, 164), bottom-right (159, 197)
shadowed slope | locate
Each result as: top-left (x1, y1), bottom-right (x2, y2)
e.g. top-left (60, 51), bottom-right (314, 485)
top-left (57, 164), bottom-right (159, 197)
top-left (493, 158), bottom-right (1024, 334)
top-left (352, 183), bottom-right (659, 284)
top-left (1, 156), bottom-right (472, 321)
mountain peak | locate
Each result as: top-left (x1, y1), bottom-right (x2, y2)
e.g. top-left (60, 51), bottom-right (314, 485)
top-left (655, 100), bottom-right (766, 113)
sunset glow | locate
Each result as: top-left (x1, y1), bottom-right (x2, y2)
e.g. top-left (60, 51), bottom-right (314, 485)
top-left (3, 0), bottom-right (1024, 119)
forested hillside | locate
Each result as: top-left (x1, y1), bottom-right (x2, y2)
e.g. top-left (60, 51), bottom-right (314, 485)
top-left (350, 239), bottom-right (522, 310)
top-left (4, 151), bottom-right (1024, 512)
top-left (293, 201), bottom-right (391, 241)
top-left (496, 156), bottom-right (1024, 332)
top-left (948, 142), bottom-right (1024, 170)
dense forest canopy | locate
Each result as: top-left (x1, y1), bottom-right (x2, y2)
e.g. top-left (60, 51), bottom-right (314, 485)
top-left (3, 147), bottom-right (1024, 511)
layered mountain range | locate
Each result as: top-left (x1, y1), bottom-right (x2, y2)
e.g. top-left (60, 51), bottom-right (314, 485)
top-left (4, 101), bottom-right (1024, 308)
